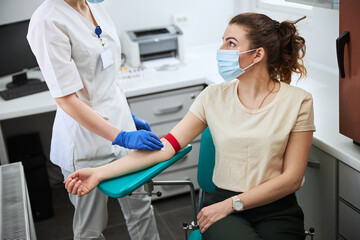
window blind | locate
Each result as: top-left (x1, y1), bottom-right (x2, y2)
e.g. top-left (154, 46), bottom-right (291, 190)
top-left (286, 0), bottom-right (339, 9)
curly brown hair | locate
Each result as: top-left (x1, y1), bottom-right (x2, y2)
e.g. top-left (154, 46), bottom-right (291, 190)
top-left (229, 13), bottom-right (307, 84)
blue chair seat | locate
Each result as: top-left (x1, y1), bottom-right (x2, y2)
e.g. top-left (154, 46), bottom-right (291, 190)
top-left (188, 229), bottom-right (201, 240)
top-left (97, 145), bottom-right (192, 198)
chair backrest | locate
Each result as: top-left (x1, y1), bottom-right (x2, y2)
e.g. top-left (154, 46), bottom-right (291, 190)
top-left (197, 127), bottom-right (216, 193)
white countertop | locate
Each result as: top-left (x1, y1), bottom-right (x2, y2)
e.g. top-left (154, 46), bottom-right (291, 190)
top-left (115, 44), bottom-right (222, 98)
top-left (1, 43), bottom-right (359, 172)
top-left (0, 44), bottom-right (221, 120)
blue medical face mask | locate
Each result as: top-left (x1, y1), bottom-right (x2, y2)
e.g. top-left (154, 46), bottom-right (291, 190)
top-left (87, 0), bottom-right (104, 3)
top-left (217, 49), bottom-right (257, 81)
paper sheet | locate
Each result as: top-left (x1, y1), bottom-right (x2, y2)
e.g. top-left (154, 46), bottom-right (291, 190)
top-left (142, 57), bottom-right (181, 69)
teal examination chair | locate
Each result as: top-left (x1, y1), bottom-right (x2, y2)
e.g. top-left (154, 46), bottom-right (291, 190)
top-left (98, 128), bottom-right (315, 240)
top-left (97, 143), bottom-right (198, 227)
top-left (97, 144), bottom-right (194, 198)
top-left (96, 128), bottom-right (214, 239)
top-left (183, 127), bottom-right (216, 240)
top-left (183, 128), bottom-right (315, 240)
top-left (100, 127), bottom-right (217, 240)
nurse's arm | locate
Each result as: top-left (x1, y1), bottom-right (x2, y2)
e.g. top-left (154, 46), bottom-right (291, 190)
top-left (55, 93), bottom-right (121, 142)
top-left (65, 111), bottom-right (207, 196)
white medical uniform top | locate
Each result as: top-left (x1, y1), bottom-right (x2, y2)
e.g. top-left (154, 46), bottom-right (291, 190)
top-left (27, 0), bottom-right (136, 172)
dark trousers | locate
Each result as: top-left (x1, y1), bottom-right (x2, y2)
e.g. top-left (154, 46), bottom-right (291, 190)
top-left (202, 188), bottom-right (305, 240)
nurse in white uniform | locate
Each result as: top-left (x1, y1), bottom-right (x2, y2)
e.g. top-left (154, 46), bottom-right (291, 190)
top-left (27, 0), bottom-right (162, 239)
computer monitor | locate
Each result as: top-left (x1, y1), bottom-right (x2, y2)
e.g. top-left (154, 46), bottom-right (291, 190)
top-left (0, 20), bottom-right (39, 89)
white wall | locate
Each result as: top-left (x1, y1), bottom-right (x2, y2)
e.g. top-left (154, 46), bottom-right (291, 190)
top-left (237, 1), bottom-right (339, 73)
top-left (1, 0), bottom-right (339, 68)
top-left (0, 0), bottom-right (44, 25)
top-left (102, 0), bottom-right (235, 48)
top-left (304, 7), bottom-right (339, 72)
top-left (0, 0), bottom-right (236, 48)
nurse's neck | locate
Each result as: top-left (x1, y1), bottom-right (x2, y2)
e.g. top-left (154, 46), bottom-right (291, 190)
top-left (64, 0), bottom-right (89, 12)
top-left (64, 0), bottom-right (98, 27)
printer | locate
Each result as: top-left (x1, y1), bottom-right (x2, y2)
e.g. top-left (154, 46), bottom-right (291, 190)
top-left (121, 25), bottom-right (184, 67)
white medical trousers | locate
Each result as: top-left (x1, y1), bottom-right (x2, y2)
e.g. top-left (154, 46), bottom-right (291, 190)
top-left (62, 169), bottom-right (160, 240)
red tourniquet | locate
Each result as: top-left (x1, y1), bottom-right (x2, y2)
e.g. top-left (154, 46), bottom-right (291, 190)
top-left (163, 133), bottom-right (181, 153)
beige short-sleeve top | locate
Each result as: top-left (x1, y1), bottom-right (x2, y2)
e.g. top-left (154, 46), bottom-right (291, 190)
top-left (189, 80), bottom-right (315, 192)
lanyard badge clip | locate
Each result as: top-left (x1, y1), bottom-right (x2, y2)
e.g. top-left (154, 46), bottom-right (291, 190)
top-left (95, 26), bottom-right (102, 38)
top-left (95, 26), bottom-right (104, 47)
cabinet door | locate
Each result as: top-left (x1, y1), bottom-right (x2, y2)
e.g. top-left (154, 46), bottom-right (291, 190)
top-left (128, 85), bottom-right (204, 125)
top-left (339, 161), bottom-right (360, 210)
top-left (338, 162), bottom-right (360, 240)
top-left (338, 200), bottom-right (360, 240)
top-left (338, 0), bottom-right (360, 143)
top-left (296, 146), bottom-right (336, 240)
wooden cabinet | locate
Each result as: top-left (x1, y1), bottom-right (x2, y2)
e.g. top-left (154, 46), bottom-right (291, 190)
top-left (127, 85), bottom-right (205, 199)
top-left (296, 146), bottom-right (337, 240)
top-left (337, 0), bottom-right (360, 143)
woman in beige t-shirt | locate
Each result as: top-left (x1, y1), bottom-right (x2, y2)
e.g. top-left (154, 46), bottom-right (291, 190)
top-left (65, 13), bottom-right (314, 240)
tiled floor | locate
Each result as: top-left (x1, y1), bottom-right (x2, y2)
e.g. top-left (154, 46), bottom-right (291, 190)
top-left (34, 185), bottom-right (200, 240)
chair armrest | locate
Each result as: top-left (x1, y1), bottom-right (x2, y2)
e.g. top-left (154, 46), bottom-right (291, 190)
top-left (97, 144), bottom-right (193, 198)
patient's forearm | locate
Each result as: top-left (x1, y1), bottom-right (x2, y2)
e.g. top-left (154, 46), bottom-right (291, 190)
top-left (95, 111), bottom-right (206, 182)
top-left (96, 139), bottom-right (175, 181)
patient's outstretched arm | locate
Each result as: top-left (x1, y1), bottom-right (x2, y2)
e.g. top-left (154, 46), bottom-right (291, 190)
top-left (64, 111), bottom-right (207, 196)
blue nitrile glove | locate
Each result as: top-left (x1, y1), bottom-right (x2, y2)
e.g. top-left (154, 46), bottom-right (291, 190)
top-left (112, 130), bottom-right (163, 151)
top-left (131, 113), bottom-right (151, 131)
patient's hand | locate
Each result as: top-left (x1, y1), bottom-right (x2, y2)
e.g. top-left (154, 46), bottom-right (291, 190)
top-left (64, 168), bottom-right (100, 197)
top-left (197, 198), bottom-right (233, 233)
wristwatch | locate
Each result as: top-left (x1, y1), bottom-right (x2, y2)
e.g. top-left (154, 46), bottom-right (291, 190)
top-left (231, 196), bottom-right (244, 212)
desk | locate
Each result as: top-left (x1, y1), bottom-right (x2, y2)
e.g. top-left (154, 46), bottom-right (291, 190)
top-left (0, 71), bottom-right (57, 164)
top-left (0, 44), bottom-right (221, 165)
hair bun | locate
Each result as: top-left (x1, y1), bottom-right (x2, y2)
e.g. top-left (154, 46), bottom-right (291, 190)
top-left (273, 20), bottom-right (280, 29)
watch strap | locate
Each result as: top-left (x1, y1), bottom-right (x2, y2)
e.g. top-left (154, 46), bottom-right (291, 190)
top-left (232, 196), bottom-right (239, 202)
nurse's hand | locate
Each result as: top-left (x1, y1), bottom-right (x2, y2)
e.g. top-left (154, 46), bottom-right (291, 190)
top-left (64, 168), bottom-right (100, 197)
top-left (131, 113), bottom-right (151, 132)
top-left (112, 130), bottom-right (164, 151)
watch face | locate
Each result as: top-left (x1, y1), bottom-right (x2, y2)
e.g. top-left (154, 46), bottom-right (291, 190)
top-left (233, 200), bottom-right (243, 211)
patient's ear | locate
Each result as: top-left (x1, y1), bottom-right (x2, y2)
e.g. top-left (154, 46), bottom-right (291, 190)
top-left (254, 47), bottom-right (265, 63)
